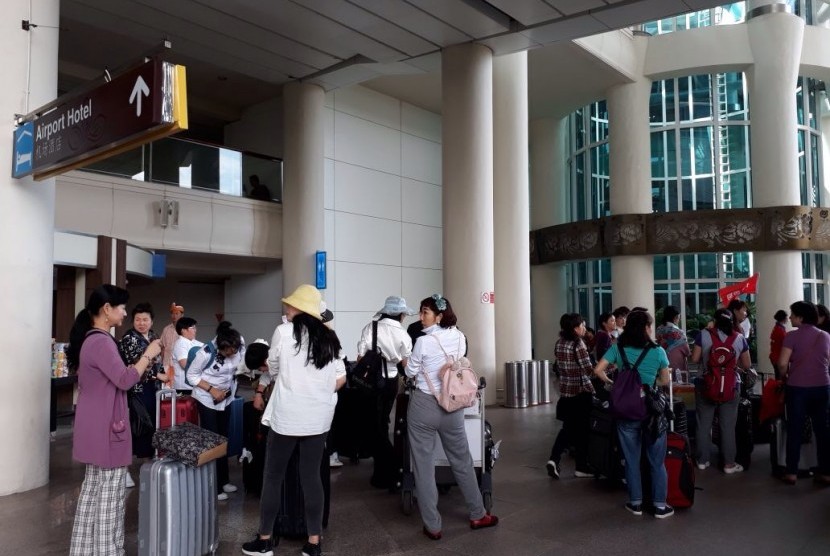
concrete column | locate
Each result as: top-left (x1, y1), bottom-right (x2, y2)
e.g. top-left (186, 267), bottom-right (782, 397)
top-left (747, 10), bottom-right (804, 369)
top-left (442, 44), bottom-right (496, 403)
top-left (0, 0), bottom-right (59, 495)
top-left (282, 82), bottom-right (325, 294)
top-left (493, 52), bottom-right (531, 402)
top-left (529, 117), bottom-right (569, 361)
top-left (607, 76), bottom-right (655, 314)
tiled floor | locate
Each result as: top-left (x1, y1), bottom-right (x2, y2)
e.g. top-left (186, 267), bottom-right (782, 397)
top-left (2, 401), bottom-right (829, 556)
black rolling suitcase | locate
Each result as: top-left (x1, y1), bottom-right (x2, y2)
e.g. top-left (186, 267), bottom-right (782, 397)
top-left (242, 401), bottom-right (267, 495)
top-left (273, 444), bottom-right (331, 538)
top-left (331, 386), bottom-right (376, 461)
top-left (587, 402), bottom-right (624, 482)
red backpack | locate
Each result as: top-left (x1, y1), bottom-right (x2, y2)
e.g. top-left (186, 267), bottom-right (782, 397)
top-left (702, 329), bottom-right (739, 403)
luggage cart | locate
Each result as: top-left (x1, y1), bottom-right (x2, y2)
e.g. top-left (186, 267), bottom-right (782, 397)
top-left (397, 378), bottom-right (500, 515)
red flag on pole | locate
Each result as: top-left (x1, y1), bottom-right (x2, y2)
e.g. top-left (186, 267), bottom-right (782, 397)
top-left (718, 273), bottom-right (759, 305)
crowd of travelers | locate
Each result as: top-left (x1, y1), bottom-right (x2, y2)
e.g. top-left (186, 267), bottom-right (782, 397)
top-left (546, 300), bottom-right (830, 521)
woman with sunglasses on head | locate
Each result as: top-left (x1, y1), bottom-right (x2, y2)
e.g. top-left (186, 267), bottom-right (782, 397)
top-left (187, 320), bottom-right (245, 501)
top-left (68, 285), bottom-right (161, 556)
top-left (404, 294), bottom-right (498, 542)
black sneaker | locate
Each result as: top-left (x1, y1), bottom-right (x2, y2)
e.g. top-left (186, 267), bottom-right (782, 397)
top-left (302, 541), bottom-right (322, 556)
top-left (654, 505), bottom-right (674, 519)
top-left (546, 460), bottom-right (560, 479)
top-left (242, 535), bottom-right (274, 556)
top-left (625, 503), bottom-right (643, 516)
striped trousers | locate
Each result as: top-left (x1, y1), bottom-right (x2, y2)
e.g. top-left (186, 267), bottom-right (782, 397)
top-left (70, 464), bottom-right (127, 556)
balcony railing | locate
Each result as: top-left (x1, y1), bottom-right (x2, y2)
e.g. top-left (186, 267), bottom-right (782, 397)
top-left (79, 136), bottom-right (283, 202)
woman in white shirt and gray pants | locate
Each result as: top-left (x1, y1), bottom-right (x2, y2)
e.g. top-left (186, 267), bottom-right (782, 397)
top-left (405, 294), bottom-right (499, 541)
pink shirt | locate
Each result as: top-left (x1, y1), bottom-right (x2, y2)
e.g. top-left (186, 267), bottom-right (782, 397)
top-left (782, 325), bottom-right (830, 388)
top-left (72, 332), bottom-right (141, 469)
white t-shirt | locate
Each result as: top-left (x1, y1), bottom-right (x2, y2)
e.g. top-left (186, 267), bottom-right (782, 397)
top-left (171, 336), bottom-right (203, 391)
top-left (405, 325), bottom-right (467, 395)
top-left (739, 318), bottom-right (751, 339)
top-left (356, 317), bottom-right (413, 379)
top-left (186, 341), bottom-right (244, 411)
top-left (261, 322), bottom-right (346, 436)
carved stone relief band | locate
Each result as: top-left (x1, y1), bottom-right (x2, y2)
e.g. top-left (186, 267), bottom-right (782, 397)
top-left (530, 206), bottom-right (829, 265)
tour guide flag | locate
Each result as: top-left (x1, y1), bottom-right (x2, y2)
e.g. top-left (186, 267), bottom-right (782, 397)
top-left (718, 273), bottom-right (759, 305)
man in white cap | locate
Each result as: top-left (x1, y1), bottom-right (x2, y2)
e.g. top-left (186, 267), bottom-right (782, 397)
top-left (357, 296), bottom-right (417, 489)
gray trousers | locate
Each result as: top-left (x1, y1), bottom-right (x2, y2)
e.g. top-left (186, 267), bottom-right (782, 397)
top-left (695, 393), bottom-right (739, 466)
top-left (407, 389), bottom-right (486, 532)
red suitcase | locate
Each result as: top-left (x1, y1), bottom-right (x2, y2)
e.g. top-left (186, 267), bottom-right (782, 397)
top-left (665, 386), bottom-right (695, 508)
top-left (158, 392), bottom-right (199, 429)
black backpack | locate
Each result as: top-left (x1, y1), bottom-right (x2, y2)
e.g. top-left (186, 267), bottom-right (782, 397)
top-left (350, 320), bottom-right (388, 391)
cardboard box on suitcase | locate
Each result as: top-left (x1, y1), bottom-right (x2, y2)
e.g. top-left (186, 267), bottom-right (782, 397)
top-left (139, 389), bottom-right (219, 556)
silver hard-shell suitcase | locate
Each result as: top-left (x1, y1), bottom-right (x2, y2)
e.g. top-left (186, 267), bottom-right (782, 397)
top-left (138, 389), bottom-right (219, 555)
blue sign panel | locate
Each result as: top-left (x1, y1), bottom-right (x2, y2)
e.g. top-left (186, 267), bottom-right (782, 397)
top-left (12, 122), bottom-right (34, 178)
top-left (315, 251), bottom-right (327, 290)
top-left (151, 253), bottom-right (167, 278)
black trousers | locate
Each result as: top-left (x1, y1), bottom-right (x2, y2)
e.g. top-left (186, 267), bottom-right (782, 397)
top-left (549, 392), bottom-right (593, 471)
top-left (197, 403), bottom-right (230, 492)
top-left (371, 375), bottom-right (400, 486)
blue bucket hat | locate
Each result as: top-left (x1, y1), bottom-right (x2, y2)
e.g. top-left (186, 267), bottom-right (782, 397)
top-left (377, 296), bottom-right (417, 316)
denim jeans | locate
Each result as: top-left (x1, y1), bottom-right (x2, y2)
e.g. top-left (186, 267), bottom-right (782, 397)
top-left (785, 385), bottom-right (830, 475)
top-left (617, 419), bottom-right (668, 506)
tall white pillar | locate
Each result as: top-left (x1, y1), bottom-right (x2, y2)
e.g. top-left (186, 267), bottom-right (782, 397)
top-left (747, 8), bottom-right (804, 369)
top-left (442, 44), bottom-right (496, 403)
top-left (282, 82), bottom-right (325, 294)
top-left (607, 75), bottom-right (655, 314)
top-left (530, 117), bottom-right (569, 361)
top-left (0, 0), bottom-right (59, 495)
top-left (493, 52), bottom-right (531, 402)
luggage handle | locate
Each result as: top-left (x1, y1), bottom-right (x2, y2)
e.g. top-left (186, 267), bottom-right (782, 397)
top-left (668, 371), bottom-right (674, 433)
top-left (156, 388), bottom-right (178, 429)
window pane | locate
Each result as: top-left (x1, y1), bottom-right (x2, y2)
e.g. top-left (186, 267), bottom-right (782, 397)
top-left (682, 178), bottom-right (693, 210)
top-left (679, 77), bottom-right (691, 122)
top-left (727, 125), bottom-right (749, 171)
top-left (655, 256), bottom-right (669, 280)
top-left (693, 127), bottom-right (713, 174)
top-left (696, 177), bottom-right (715, 210)
top-left (692, 74), bottom-right (712, 120)
top-left (651, 132), bottom-right (666, 177)
top-left (575, 108), bottom-right (585, 150)
top-left (811, 133), bottom-right (820, 206)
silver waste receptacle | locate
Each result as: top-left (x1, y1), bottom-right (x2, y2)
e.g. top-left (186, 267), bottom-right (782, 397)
top-left (527, 360), bottom-right (540, 406)
top-left (504, 361), bottom-right (529, 408)
top-left (538, 360), bottom-right (552, 404)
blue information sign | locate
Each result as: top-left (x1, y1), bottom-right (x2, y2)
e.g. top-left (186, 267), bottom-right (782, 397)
top-left (315, 251), bottom-right (327, 290)
top-left (12, 122), bottom-right (34, 178)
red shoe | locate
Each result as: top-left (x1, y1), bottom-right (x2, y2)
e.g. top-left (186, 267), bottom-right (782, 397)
top-left (422, 526), bottom-right (442, 540)
top-left (470, 514), bottom-right (499, 530)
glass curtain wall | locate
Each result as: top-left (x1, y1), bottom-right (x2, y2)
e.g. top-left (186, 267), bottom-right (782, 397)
top-left (564, 3), bottom-right (830, 327)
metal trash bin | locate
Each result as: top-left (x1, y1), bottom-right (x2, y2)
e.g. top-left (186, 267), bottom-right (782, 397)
top-left (527, 360), bottom-right (540, 406)
top-left (538, 360), bottom-right (552, 404)
top-left (504, 361), bottom-right (529, 408)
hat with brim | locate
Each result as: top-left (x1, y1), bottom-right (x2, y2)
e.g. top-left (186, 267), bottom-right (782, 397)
top-left (377, 296), bottom-right (417, 316)
top-left (282, 285), bottom-right (323, 320)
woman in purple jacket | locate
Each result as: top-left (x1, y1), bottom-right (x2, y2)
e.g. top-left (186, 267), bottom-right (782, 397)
top-left (68, 285), bottom-right (161, 556)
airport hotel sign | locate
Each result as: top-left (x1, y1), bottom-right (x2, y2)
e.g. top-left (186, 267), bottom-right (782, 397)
top-left (13, 58), bottom-right (187, 180)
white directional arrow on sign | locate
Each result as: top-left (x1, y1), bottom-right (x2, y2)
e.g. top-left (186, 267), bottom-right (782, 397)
top-left (129, 75), bottom-right (150, 117)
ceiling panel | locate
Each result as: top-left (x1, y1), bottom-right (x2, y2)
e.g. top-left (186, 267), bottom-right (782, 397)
top-left (484, 0), bottom-right (560, 26)
top-left (545, 0), bottom-right (607, 16)
top-left (521, 14), bottom-right (609, 44)
top-left (348, 0), bottom-right (472, 45)
top-left (297, 0), bottom-right (438, 57)
top-left (683, 0), bottom-right (733, 9)
top-left (591, 0), bottom-right (690, 29)
top-left (406, 0), bottom-right (510, 37)
top-left (133, 0), bottom-right (340, 69)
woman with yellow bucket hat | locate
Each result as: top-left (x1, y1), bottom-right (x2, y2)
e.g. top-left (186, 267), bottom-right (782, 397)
top-left (243, 285), bottom-right (346, 556)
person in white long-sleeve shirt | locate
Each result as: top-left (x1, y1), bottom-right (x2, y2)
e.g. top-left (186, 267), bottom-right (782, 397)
top-left (357, 296), bottom-right (416, 489)
top-left (186, 321), bottom-right (245, 501)
top-left (404, 294), bottom-right (498, 541)
top-left (242, 285), bottom-right (346, 556)
top-left (170, 316), bottom-right (202, 392)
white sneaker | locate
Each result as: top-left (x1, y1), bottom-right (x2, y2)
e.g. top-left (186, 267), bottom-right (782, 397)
top-left (697, 462), bottom-right (710, 471)
top-left (329, 453), bottom-right (344, 468)
top-left (125, 473), bottom-right (135, 488)
top-left (222, 483), bottom-right (238, 493)
top-left (217, 492), bottom-right (229, 501)
top-left (574, 470), bottom-right (594, 478)
top-left (724, 463), bottom-right (744, 475)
